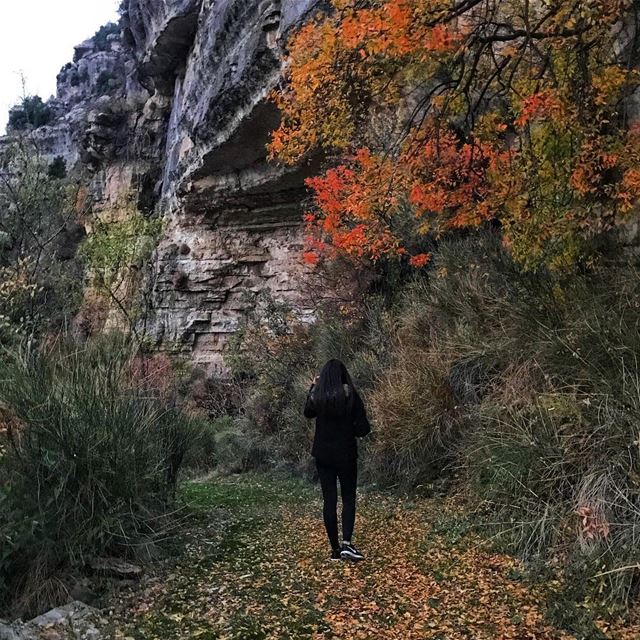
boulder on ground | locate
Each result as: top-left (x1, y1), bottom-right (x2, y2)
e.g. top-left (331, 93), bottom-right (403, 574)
top-left (0, 602), bottom-right (104, 640)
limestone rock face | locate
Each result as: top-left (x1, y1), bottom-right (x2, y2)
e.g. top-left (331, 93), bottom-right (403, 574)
top-left (162, 0), bottom-right (318, 200)
top-left (150, 208), bottom-right (312, 374)
top-left (123, 0), bottom-right (202, 92)
top-left (141, 0), bottom-right (321, 372)
top-left (1, 0), bottom-right (323, 373)
top-left (5, 24), bottom-right (133, 171)
top-left (57, 45), bottom-right (125, 107)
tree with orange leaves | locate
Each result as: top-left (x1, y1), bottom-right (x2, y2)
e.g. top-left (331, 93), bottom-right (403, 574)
top-left (270, 0), bottom-right (640, 270)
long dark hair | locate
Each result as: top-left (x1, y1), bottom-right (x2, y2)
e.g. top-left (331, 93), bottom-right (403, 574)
top-left (313, 359), bottom-right (356, 417)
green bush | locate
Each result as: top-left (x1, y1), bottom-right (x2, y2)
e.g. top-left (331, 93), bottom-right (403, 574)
top-left (365, 235), bottom-right (550, 485)
top-left (8, 96), bottom-right (52, 131)
top-left (78, 202), bottom-right (163, 335)
top-left (95, 71), bottom-right (122, 96)
top-left (182, 415), bottom-right (265, 475)
top-left (47, 156), bottom-right (67, 179)
top-left (459, 261), bottom-right (640, 609)
top-left (93, 22), bottom-right (120, 51)
top-left (0, 336), bottom-right (202, 617)
top-left (226, 294), bottom-right (313, 472)
top-left (367, 339), bottom-right (463, 487)
top-left (0, 142), bottom-right (83, 344)
top-left (369, 233), bottom-right (640, 607)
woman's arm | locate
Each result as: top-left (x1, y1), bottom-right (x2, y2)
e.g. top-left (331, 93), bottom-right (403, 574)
top-left (353, 391), bottom-right (371, 437)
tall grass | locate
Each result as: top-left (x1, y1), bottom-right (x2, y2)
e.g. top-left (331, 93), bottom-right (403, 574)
top-left (0, 336), bottom-right (202, 617)
top-left (371, 234), bottom-right (640, 608)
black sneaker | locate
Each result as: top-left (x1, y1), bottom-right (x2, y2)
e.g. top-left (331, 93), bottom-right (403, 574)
top-left (340, 543), bottom-right (364, 561)
top-left (330, 548), bottom-right (342, 561)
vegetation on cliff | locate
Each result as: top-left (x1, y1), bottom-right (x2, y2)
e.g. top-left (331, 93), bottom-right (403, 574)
top-left (0, 141), bottom-right (83, 344)
top-left (8, 97), bottom-right (53, 132)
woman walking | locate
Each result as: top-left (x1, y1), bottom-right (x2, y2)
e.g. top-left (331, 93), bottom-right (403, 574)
top-left (304, 359), bottom-right (371, 561)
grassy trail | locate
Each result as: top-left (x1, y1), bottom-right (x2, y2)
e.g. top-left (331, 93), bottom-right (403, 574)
top-left (110, 475), bottom-right (636, 640)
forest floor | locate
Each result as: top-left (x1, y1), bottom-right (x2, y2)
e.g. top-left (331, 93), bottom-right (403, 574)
top-left (108, 475), bottom-right (639, 640)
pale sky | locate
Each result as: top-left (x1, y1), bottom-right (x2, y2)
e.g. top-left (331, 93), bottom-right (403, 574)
top-left (0, 0), bottom-right (121, 132)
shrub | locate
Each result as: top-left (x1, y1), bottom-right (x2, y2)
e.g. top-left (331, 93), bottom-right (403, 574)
top-left (79, 200), bottom-right (163, 335)
top-left (368, 339), bottom-right (463, 487)
top-left (94, 71), bottom-right (122, 96)
top-left (364, 235), bottom-right (534, 486)
top-left (365, 232), bottom-right (640, 607)
top-left (226, 294), bottom-right (315, 474)
top-left (0, 336), bottom-right (202, 617)
top-left (93, 22), bottom-right (120, 51)
top-left (199, 416), bottom-right (266, 474)
top-left (0, 142), bottom-right (83, 344)
top-left (181, 415), bottom-right (263, 476)
top-left (47, 156), bottom-right (67, 179)
top-left (8, 96), bottom-right (52, 131)
top-left (7, 107), bottom-right (28, 131)
top-left (226, 291), bottom-right (395, 476)
top-left (80, 207), bottom-right (162, 290)
top-left (458, 262), bottom-right (640, 609)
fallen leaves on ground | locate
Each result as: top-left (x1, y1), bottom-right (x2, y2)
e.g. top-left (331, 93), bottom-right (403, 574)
top-left (110, 476), bottom-right (640, 639)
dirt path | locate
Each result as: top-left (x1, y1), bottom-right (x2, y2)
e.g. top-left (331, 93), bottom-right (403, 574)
top-left (109, 475), bottom-right (635, 640)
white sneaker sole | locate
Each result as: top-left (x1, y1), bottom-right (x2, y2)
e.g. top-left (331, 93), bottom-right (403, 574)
top-left (340, 551), bottom-right (364, 561)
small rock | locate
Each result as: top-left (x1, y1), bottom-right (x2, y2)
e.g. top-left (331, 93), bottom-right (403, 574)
top-left (88, 558), bottom-right (143, 580)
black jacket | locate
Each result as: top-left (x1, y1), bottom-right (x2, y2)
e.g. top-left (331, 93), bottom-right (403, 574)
top-left (304, 384), bottom-right (371, 466)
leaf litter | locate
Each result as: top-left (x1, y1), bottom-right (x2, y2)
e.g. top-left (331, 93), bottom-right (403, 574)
top-left (107, 476), bottom-right (639, 639)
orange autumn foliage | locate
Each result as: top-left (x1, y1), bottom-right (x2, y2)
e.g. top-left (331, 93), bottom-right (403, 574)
top-left (271, 0), bottom-right (640, 270)
top-left (301, 128), bottom-right (509, 265)
top-left (514, 90), bottom-right (566, 128)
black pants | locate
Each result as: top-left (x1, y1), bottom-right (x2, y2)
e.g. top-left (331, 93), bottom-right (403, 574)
top-left (316, 458), bottom-right (357, 550)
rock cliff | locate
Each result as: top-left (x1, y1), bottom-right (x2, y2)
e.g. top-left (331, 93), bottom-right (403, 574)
top-left (4, 0), bottom-right (323, 372)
